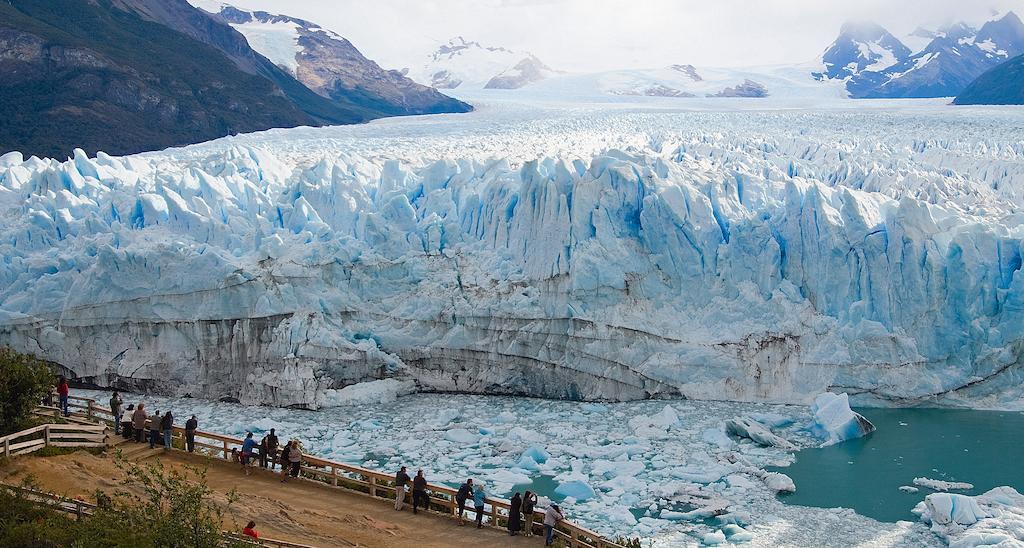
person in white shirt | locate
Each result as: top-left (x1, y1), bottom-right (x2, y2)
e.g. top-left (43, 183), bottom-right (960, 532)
top-left (543, 504), bottom-right (564, 546)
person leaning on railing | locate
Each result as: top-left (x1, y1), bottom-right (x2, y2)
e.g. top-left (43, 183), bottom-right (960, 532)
top-left (132, 404), bottom-right (147, 443)
top-left (185, 415), bottom-right (198, 452)
top-left (109, 392), bottom-right (123, 435)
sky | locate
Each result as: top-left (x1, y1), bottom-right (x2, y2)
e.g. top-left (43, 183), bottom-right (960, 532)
top-left (215, 0), bottom-right (1023, 71)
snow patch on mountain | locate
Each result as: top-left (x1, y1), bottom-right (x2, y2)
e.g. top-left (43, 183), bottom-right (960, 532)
top-left (413, 36), bottom-right (553, 90)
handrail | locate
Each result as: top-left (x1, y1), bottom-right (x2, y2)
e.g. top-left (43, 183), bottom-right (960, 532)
top-left (0, 483), bottom-right (316, 547)
top-left (1, 420), bottom-right (109, 458)
top-left (63, 395), bottom-right (624, 548)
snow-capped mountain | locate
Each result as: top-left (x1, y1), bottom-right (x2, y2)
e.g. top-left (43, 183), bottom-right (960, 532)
top-left (190, 1), bottom-right (470, 115)
top-left (412, 36), bottom-right (555, 90)
top-left (816, 12), bottom-right (1024, 98)
top-left (814, 21), bottom-right (911, 81)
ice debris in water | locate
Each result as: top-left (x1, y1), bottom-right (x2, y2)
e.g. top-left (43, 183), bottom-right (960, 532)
top-left (322, 379), bottom-right (415, 407)
top-left (914, 487), bottom-right (1024, 547)
top-left (725, 417), bottom-right (796, 450)
top-left (913, 477), bottom-right (975, 491)
top-left (809, 392), bottom-right (875, 447)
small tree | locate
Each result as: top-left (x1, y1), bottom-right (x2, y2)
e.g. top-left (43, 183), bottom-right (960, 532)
top-left (0, 347), bottom-right (56, 435)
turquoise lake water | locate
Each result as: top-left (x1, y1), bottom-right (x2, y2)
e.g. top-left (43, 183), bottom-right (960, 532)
top-left (771, 407), bottom-right (1024, 522)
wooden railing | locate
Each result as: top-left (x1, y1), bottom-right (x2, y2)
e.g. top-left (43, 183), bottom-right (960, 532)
top-left (0, 422), bottom-right (108, 458)
top-left (64, 394), bottom-right (624, 548)
top-left (0, 483), bottom-right (315, 548)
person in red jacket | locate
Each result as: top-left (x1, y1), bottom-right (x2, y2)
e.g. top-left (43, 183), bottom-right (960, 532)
top-left (56, 376), bottom-right (70, 417)
top-left (242, 521), bottom-right (259, 539)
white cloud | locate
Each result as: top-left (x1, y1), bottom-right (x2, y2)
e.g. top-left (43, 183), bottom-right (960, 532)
top-left (214, 0), bottom-right (1023, 71)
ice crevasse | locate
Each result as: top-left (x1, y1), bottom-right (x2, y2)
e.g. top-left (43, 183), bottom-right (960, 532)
top-left (2, 123), bottom-right (1024, 409)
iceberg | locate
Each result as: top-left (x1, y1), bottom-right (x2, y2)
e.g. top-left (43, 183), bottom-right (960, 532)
top-left (725, 417), bottom-right (796, 450)
top-left (808, 392), bottom-right (875, 446)
top-left (915, 487), bottom-right (1024, 546)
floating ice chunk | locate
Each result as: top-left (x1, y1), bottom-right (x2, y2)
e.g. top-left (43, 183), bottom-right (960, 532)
top-left (444, 428), bottom-right (480, 444)
top-left (516, 454), bottom-right (541, 471)
top-left (762, 472), bottom-right (796, 493)
top-left (703, 530), bottom-right (727, 545)
top-left (747, 412), bottom-right (795, 428)
top-left (914, 477), bottom-right (974, 491)
top-left (322, 379), bottom-right (415, 407)
top-left (723, 524), bottom-right (754, 542)
top-left (522, 446), bottom-right (550, 464)
top-left (915, 487), bottom-right (1024, 546)
top-left (900, 485), bottom-right (920, 493)
top-left (650, 405), bottom-right (680, 428)
top-left (725, 417), bottom-right (796, 450)
top-left (809, 392), bottom-right (875, 447)
top-left (701, 427), bottom-right (736, 449)
top-left (494, 410), bottom-right (516, 424)
top-left (555, 479), bottom-right (596, 501)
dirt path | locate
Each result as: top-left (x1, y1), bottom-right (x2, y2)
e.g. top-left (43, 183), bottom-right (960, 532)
top-left (1, 447), bottom-right (540, 547)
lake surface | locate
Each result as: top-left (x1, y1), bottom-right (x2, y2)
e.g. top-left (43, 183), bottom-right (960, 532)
top-left (771, 407), bottom-right (1024, 522)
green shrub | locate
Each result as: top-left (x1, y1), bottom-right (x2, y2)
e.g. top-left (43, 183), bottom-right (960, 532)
top-left (0, 347), bottom-right (57, 435)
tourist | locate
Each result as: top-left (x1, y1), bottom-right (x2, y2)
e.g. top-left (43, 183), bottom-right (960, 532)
top-left (185, 415), bottom-right (198, 452)
top-left (148, 410), bottom-right (162, 449)
top-left (121, 404), bottom-right (134, 440)
top-left (455, 478), bottom-right (473, 525)
top-left (543, 504), bottom-right (564, 546)
top-left (473, 483), bottom-right (486, 528)
top-left (522, 490), bottom-right (538, 536)
top-left (265, 428), bottom-right (279, 469)
top-left (242, 521), bottom-right (259, 540)
top-left (57, 375), bottom-right (70, 417)
top-left (109, 391), bottom-right (123, 434)
top-left (241, 432), bottom-right (257, 476)
top-left (508, 491), bottom-right (523, 536)
top-left (412, 469), bottom-right (428, 514)
top-left (287, 441), bottom-right (302, 479)
top-left (132, 403), bottom-right (147, 442)
top-left (161, 410), bottom-right (174, 449)
top-left (394, 465), bottom-right (411, 511)
top-left (279, 441), bottom-right (292, 480)
top-left (258, 434), bottom-right (269, 468)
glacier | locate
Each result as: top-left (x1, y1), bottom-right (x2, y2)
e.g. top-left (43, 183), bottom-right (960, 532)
top-left (2, 99), bottom-right (1024, 410)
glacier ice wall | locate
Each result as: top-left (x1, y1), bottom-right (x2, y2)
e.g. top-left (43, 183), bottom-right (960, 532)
top-left (2, 107), bottom-right (1024, 409)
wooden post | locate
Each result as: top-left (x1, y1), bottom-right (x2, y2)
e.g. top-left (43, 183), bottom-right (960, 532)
top-left (369, 476), bottom-right (377, 497)
top-left (86, 400), bottom-right (94, 419)
top-left (222, 440), bottom-right (229, 460)
top-left (44, 425), bottom-right (50, 447)
top-left (331, 466), bottom-right (338, 487)
top-left (75, 500), bottom-right (83, 520)
top-left (3, 438), bottom-right (9, 458)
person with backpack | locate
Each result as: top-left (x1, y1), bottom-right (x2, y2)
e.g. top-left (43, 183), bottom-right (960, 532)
top-left (393, 466), bottom-right (411, 511)
top-left (473, 483), bottom-right (487, 528)
top-left (508, 492), bottom-right (523, 536)
top-left (543, 504), bottom-right (565, 546)
top-left (241, 432), bottom-right (257, 476)
top-left (455, 479), bottom-right (473, 525)
top-left (185, 415), bottom-right (198, 452)
top-left (412, 469), bottom-right (428, 514)
top-left (109, 392), bottom-right (123, 434)
top-left (56, 376), bottom-right (70, 417)
top-left (522, 490), bottom-right (538, 536)
top-left (161, 410), bottom-right (174, 448)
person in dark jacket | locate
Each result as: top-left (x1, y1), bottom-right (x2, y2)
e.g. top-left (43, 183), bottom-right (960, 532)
top-left (109, 392), bottom-right (123, 434)
top-left (278, 442), bottom-right (291, 480)
top-left (508, 492), bottom-right (523, 535)
top-left (265, 428), bottom-right (279, 469)
top-left (185, 415), bottom-right (198, 452)
top-left (455, 479), bottom-right (473, 525)
top-left (394, 466), bottom-right (411, 511)
top-left (412, 469), bottom-right (429, 514)
top-left (161, 411), bottom-right (173, 448)
top-left (258, 435), bottom-right (269, 468)
top-left (522, 490), bottom-right (538, 536)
